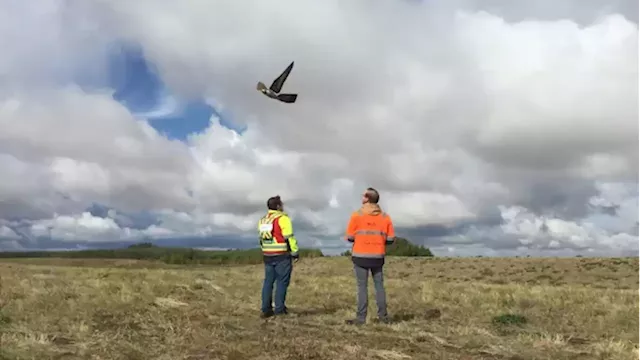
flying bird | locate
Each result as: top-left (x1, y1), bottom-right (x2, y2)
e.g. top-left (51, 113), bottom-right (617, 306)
top-left (256, 61), bottom-right (298, 103)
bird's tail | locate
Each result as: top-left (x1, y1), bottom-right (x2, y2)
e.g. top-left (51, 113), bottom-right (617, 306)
top-left (256, 82), bottom-right (267, 91)
top-left (277, 93), bottom-right (297, 103)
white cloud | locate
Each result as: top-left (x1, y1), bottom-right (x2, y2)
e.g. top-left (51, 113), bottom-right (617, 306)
top-left (384, 192), bottom-right (476, 228)
top-left (31, 212), bottom-right (123, 242)
top-left (498, 204), bottom-right (638, 254)
top-left (0, 0), bottom-right (636, 255)
top-left (0, 87), bottom-right (195, 215)
top-left (0, 226), bottom-right (20, 239)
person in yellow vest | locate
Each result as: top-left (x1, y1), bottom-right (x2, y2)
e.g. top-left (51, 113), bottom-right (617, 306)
top-left (258, 195), bottom-right (300, 318)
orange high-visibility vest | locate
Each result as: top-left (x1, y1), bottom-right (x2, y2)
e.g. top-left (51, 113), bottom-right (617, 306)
top-left (345, 209), bottom-right (395, 259)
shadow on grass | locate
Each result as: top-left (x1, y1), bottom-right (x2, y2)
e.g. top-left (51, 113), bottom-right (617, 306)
top-left (390, 313), bottom-right (416, 322)
top-left (0, 350), bottom-right (17, 360)
top-left (0, 312), bottom-right (11, 327)
top-left (288, 306), bottom-right (342, 316)
top-left (389, 308), bottom-right (441, 323)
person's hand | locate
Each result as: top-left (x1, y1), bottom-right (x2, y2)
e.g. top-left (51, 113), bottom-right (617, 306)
top-left (292, 256), bottom-right (300, 263)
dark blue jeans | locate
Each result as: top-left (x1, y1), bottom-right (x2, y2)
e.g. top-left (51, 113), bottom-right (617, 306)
top-left (261, 257), bottom-right (293, 314)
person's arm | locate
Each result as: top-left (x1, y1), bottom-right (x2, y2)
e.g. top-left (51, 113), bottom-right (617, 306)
top-left (385, 215), bottom-right (395, 245)
top-left (345, 212), bottom-right (358, 243)
top-left (278, 215), bottom-right (299, 258)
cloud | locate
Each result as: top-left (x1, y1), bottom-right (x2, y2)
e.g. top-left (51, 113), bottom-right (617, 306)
top-left (133, 92), bottom-right (181, 119)
top-left (0, 87), bottom-right (194, 217)
top-left (0, 0), bottom-right (636, 256)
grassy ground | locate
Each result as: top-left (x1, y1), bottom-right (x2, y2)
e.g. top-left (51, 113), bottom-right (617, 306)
top-left (0, 256), bottom-right (637, 360)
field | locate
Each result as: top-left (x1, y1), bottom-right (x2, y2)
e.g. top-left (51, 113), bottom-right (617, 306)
top-left (0, 256), bottom-right (637, 360)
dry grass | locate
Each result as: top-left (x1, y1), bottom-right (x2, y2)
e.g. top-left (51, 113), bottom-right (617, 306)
top-left (0, 256), bottom-right (637, 360)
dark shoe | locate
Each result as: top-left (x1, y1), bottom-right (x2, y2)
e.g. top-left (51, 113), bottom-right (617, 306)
top-left (373, 317), bottom-right (392, 324)
top-left (274, 306), bottom-right (288, 316)
top-left (260, 310), bottom-right (274, 319)
top-left (345, 318), bottom-right (365, 326)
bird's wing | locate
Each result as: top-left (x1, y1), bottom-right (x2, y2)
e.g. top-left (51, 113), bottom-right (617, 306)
top-left (276, 93), bottom-right (297, 103)
top-left (269, 61), bottom-right (294, 93)
top-left (256, 81), bottom-right (267, 91)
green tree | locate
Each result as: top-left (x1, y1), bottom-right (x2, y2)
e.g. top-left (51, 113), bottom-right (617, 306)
top-left (386, 237), bottom-right (433, 257)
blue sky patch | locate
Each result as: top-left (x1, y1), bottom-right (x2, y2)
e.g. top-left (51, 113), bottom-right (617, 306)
top-left (86, 203), bottom-right (160, 230)
top-left (106, 41), bottom-right (244, 140)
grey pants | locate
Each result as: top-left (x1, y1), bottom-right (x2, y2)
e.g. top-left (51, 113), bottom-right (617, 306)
top-left (354, 263), bottom-right (388, 321)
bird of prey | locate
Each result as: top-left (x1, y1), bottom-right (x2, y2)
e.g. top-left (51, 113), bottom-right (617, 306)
top-left (256, 61), bottom-right (298, 103)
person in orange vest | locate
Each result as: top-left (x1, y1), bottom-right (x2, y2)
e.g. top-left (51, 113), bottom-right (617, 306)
top-left (258, 195), bottom-right (300, 318)
top-left (344, 187), bottom-right (395, 325)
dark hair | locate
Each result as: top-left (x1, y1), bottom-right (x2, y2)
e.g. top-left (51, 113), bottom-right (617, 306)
top-left (267, 195), bottom-right (282, 210)
top-left (364, 187), bottom-right (380, 204)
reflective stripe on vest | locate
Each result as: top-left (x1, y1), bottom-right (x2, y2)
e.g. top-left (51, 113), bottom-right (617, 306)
top-left (351, 212), bottom-right (389, 258)
top-left (351, 231), bottom-right (387, 257)
top-left (355, 230), bottom-right (387, 237)
top-left (258, 212), bottom-right (288, 255)
top-left (262, 242), bottom-right (288, 253)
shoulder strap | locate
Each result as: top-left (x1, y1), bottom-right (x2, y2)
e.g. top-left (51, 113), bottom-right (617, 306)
top-left (261, 212), bottom-right (282, 222)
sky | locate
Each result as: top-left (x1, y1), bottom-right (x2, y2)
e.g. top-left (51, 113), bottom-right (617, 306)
top-left (0, 0), bottom-right (637, 257)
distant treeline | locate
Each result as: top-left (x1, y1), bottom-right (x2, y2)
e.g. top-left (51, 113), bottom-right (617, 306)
top-left (0, 243), bottom-right (324, 265)
top-left (341, 237), bottom-right (433, 257)
top-left (0, 237), bottom-right (432, 265)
